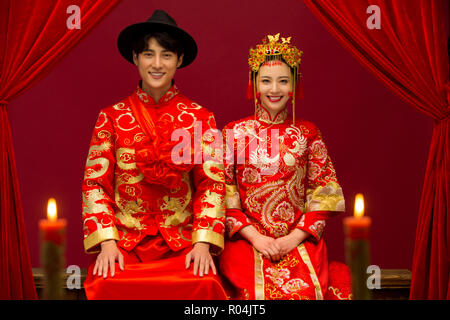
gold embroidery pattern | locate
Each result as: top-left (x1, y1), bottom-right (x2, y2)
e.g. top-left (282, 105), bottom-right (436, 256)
top-left (160, 172), bottom-right (192, 227)
top-left (239, 123), bottom-right (310, 237)
top-left (82, 189), bottom-right (113, 218)
top-left (256, 104), bottom-right (288, 124)
top-left (114, 148), bottom-right (147, 231)
top-left (116, 112), bottom-right (139, 132)
top-left (263, 254), bottom-right (314, 299)
top-left (297, 244), bottom-right (323, 300)
top-left (245, 167), bottom-right (307, 237)
top-left (95, 112), bottom-right (109, 129)
top-left (254, 248), bottom-right (265, 300)
top-left (200, 191), bottom-right (225, 219)
top-left (84, 143), bottom-right (111, 180)
top-left (306, 181), bottom-right (345, 212)
top-left (327, 286), bottom-right (353, 300)
top-left (112, 102), bottom-right (130, 111)
top-left (203, 161), bottom-right (225, 183)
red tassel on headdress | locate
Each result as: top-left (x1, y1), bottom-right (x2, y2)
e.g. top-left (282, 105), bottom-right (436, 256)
top-left (246, 71), bottom-right (253, 100)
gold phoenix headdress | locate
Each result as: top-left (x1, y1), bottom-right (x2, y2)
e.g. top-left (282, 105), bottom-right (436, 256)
top-left (247, 33), bottom-right (303, 124)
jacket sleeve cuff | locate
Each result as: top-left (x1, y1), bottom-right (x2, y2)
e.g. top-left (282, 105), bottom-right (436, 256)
top-left (296, 211), bottom-right (329, 241)
top-left (83, 227), bottom-right (120, 254)
top-left (225, 208), bottom-right (252, 239)
top-left (192, 229), bottom-right (224, 255)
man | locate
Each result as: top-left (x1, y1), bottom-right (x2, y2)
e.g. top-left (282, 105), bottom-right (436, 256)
top-left (82, 10), bottom-right (227, 299)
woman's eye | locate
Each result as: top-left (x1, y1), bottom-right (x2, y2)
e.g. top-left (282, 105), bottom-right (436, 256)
top-left (262, 79), bottom-right (270, 83)
top-left (280, 79), bottom-right (289, 84)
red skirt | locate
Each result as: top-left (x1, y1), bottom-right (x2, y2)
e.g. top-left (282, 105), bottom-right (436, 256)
top-left (84, 235), bottom-right (228, 300)
top-left (218, 238), bottom-right (352, 300)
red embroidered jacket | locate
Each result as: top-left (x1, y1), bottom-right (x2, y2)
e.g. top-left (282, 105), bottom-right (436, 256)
top-left (223, 104), bottom-right (345, 241)
top-left (82, 84), bottom-right (225, 254)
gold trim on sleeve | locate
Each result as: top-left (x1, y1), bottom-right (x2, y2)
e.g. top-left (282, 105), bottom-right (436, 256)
top-left (225, 184), bottom-right (243, 209)
top-left (306, 181), bottom-right (345, 212)
top-left (192, 229), bottom-right (224, 253)
top-left (253, 248), bottom-right (265, 300)
top-left (297, 244), bottom-right (323, 300)
top-left (84, 227), bottom-right (120, 254)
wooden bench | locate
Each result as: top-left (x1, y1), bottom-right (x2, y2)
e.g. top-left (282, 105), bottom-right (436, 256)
top-left (33, 268), bottom-right (411, 300)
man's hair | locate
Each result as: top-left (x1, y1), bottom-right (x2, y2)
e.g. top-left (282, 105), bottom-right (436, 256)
top-left (132, 31), bottom-right (184, 57)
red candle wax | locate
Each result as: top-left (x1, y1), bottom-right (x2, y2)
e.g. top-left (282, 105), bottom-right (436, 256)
top-left (39, 198), bottom-right (66, 300)
top-left (39, 219), bottom-right (67, 244)
top-left (343, 216), bottom-right (371, 239)
top-left (343, 193), bottom-right (372, 300)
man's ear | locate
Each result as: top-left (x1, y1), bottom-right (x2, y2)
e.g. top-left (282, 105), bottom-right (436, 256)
top-left (177, 53), bottom-right (184, 68)
top-left (132, 51), bottom-right (138, 66)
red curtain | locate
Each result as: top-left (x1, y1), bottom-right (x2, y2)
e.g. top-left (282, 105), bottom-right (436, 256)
top-left (303, 0), bottom-right (449, 299)
top-left (0, 0), bottom-right (120, 299)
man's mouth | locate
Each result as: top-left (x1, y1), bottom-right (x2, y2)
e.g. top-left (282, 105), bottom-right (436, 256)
top-left (150, 72), bottom-right (165, 79)
top-left (267, 96), bottom-right (282, 102)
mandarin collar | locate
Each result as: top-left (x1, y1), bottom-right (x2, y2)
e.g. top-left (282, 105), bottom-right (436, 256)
top-left (256, 103), bottom-right (288, 124)
top-left (135, 82), bottom-right (180, 107)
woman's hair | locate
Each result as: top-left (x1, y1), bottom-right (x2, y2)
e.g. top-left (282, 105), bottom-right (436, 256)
top-left (132, 31), bottom-right (184, 57)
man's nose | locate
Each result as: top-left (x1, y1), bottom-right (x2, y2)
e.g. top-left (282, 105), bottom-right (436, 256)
top-left (153, 54), bottom-right (162, 69)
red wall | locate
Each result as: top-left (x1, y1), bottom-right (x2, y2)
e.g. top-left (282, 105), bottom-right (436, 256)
top-left (8, 0), bottom-right (444, 270)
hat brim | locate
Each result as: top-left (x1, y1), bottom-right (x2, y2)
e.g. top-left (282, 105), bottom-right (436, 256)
top-left (117, 21), bottom-right (197, 68)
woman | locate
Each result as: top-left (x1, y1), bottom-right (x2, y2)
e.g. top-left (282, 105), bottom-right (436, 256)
top-left (218, 34), bottom-right (351, 300)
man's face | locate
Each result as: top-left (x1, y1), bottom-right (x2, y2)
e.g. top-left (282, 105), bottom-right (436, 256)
top-left (133, 37), bottom-right (183, 95)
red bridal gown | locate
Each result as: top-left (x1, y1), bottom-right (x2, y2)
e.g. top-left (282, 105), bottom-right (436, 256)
top-left (82, 84), bottom-right (228, 299)
top-left (218, 104), bottom-right (352, 300)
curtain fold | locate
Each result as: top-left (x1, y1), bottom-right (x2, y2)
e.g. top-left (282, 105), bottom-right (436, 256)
top-left (303, 0), bottom-right (449, 299)
top-left (0, 0), bottom-right (121, 299)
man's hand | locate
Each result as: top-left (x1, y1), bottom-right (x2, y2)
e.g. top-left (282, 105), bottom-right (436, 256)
top-left (92, 239), bottom-right (124, 278)
top-left (185, 242), bottom-right (217, 277)
top-left (274, 229), bottom-right (310, 258)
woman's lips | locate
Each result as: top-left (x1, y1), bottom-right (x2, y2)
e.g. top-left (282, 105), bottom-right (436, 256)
top-left (267, 96), bottom-right (282, 102)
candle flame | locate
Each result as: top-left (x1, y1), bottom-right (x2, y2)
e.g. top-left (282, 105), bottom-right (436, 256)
top-left (354, 193), bottom-right (364, 218)
top-left (47, 198), bottom-right (57, 221)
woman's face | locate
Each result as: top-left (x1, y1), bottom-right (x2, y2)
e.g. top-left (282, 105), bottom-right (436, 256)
top-left (257, 61), bottom-right (292, 117)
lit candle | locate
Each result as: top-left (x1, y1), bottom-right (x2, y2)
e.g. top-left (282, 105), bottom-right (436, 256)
top-left (343, 193), bottom-right (372, 300)
top-left (39, 198), bottom-right (67, 299)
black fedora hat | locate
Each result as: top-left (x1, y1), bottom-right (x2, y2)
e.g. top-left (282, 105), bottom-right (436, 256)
top-left (117, 10), bottom-right (197, 68)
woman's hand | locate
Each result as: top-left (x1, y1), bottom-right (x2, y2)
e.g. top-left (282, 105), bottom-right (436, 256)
top-left (92, 239), bottom-right (125, 278)
top-left (252, 233), bottom-right (283, 261)
top-left (274, 229), bottom-right (310, 258)
top-left (239, 225), bottom-right (281, 261)
top-left (185, 242), bottom-right (217, 277)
